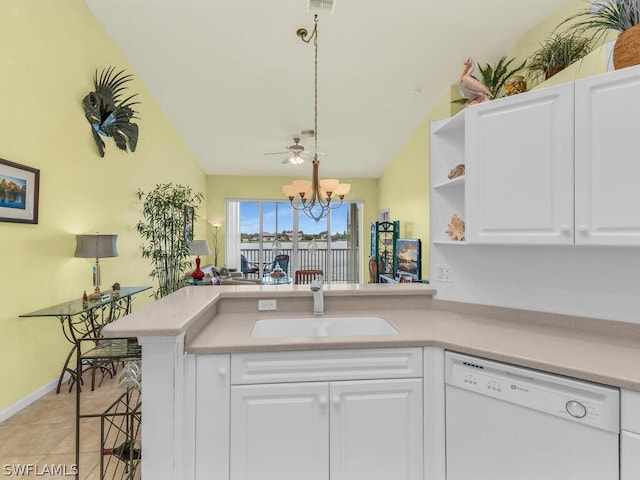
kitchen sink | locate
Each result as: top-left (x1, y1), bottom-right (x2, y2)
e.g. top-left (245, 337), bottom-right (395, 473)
top-left (251, 315), bottom-right (398, 338)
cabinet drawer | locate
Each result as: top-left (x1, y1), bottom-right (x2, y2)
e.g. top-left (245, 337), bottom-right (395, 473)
top-left (231, 347), bottom-right (423, 385)
top-left (622, 389), bottom-right (640, 434)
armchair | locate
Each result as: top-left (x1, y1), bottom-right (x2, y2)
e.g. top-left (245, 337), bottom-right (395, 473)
top-left (266, 254), bottom-right (289, 275)
top-left (240, 254), bottom-right (260, 277)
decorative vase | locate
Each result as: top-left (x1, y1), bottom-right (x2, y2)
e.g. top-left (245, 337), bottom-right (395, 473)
top-left (545, 64), bottom-right (567, 79)
top-left (613, 23), bottom-right (640, 70)
top-left (505, 76), bottom-right (527, 95)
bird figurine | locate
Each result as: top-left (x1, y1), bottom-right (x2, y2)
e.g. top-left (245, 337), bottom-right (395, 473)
top-left (458, 57), bottom-right (493, 106)
top-left (82, 67), bottom-right (140, 157)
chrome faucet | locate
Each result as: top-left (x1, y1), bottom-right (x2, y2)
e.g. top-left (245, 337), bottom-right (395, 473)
top-left (310, 276), bottom-right (324, 315)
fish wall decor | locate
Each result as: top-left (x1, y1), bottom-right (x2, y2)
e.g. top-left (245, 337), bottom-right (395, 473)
top-left (82, 67), bottom-right (140, 157)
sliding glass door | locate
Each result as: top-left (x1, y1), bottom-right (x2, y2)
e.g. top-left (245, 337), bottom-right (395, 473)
top-left (228, 199), bottom-right (361, 283)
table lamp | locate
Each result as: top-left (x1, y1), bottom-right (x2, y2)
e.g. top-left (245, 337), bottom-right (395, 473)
top-left (189, 239), bottom-right (211, 280)
top-left (75, 234), bottom-right (118, 299)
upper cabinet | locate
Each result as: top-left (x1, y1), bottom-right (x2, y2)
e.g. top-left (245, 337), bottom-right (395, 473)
top-left (466, 83), bottom-right (574, 245)
top-left (575, 67), bottom-right (640, 246)
top-left (430, 65), bottom-right (640, 247)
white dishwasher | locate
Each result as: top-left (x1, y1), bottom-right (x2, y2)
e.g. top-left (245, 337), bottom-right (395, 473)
top-left (445, 351), bottom-right (620, 480)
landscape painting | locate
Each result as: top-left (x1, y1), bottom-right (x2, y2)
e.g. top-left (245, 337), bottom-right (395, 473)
top-left (0, 158), bottom-right (39, 224)
top-left (395, 238), bottom-right (421, 280)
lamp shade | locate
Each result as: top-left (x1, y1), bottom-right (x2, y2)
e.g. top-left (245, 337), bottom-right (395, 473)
top-left (75, 234), bottom-right (118, 259)
top-left (189, 240), bottom-right (211, 256)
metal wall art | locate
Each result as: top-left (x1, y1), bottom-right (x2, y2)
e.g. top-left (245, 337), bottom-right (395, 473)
top-left (82, 67), bottom-right (140, 157)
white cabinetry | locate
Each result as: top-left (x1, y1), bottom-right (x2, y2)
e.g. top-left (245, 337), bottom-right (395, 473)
top-left (430, 65), bottom-right (640, 248)
top-left (228, 348), bottom-right (423, 480)
top-left (430, 83), bottom-right (574, 245)
top-left (330, 379), bottom-right (423, 480)
top-left (575, 67), bottom-right (640, 246)
top-left (621, 389), bottom-right (640, 480)
top-left (465, 83), bottom-right (574, 244)
top-left (230, 382), bottom-right (329, 480)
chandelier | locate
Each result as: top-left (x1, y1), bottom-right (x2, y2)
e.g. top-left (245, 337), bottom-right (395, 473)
top-left (281, 15), bottom-right (350, 222)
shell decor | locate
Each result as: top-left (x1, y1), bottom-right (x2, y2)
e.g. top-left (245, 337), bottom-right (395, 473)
top-left (82, 67), bottom-right (140, 157)
top-left (448, 164), bottom-right (465, 180)
top-left (446, 214), bottom-right (466, 241)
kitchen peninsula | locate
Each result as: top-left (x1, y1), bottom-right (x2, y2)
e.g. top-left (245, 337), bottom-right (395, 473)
top-left (102, 283), bottom-right (640, 480)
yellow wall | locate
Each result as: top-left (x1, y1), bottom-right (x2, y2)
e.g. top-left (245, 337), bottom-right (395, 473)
top-left (206, 175), bottom-right (379, 281)
top-left (377, 93), bottom-right (451, 280)
top-left (0, 1), bottom-right (207, 412)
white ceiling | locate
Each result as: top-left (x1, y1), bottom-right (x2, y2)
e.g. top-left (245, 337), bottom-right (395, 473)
top-left (83, 0), bottom-right (571, 179)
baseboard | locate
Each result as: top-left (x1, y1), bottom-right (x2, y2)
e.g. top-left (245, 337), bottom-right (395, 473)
top-left (0, 372), bottom-right (71, 423)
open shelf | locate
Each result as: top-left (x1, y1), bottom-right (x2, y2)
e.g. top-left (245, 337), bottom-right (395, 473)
top-left (432, 240), bottom-right (468, 246)
top-left (433, 175), bottom-right (465, 190)
top-left (431, 109), bottom-right (465, 135)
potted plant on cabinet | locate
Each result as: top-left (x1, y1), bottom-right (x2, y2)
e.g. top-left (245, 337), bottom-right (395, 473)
top-left (558, 0), bottom-right (640, 70)
top-left (526, 32), bottom-right (593, 82)
top-left (477, 56), bottom-right (527, 98)
top-left (136, 183), bottom-right (204, 298)
top-left (453, 56), bottom-right (526, 104)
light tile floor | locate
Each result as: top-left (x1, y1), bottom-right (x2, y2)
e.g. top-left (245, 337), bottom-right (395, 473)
top-left (0, 371), bottom-right (139, 479)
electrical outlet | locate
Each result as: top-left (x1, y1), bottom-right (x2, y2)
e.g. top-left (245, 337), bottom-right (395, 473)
top-left (435, 264), bottom-right (445, 281)
top-left (258, 299), bottom-right (277, 311)
top-left (443, 265), bottom-right (453, 283)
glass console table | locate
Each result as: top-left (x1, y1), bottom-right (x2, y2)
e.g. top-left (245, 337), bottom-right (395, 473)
top-left (261, 275), bottom-right (292, 285)
top-left (20, 286), bottom-right (151, 393)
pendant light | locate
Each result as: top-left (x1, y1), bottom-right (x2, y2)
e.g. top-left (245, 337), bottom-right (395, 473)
top-left (282, 15), bottom-right (351, 222)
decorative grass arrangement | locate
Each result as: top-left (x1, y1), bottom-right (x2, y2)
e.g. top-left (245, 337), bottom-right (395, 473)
top-left (560, 0), bottom-right (640, 40)
top-left (558, 0), bottom-right (640, 69)
top-left (527, 32), bottom-right (593, 81)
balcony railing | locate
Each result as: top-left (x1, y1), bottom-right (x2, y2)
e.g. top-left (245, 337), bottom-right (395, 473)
top-left (241, 247), bottom-right (355, 283)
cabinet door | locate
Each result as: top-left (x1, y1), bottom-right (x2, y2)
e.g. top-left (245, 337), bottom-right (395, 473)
top-left (329, 378), bottom-right (423, 480)
top-left (230, 382), bottom-right (329, 480)
top-left (622, 431), bottom-right (640, 480)
top-left (466, 83), bottom-right (574, 244)
top-left (575, 67), bottom-right (640, 246)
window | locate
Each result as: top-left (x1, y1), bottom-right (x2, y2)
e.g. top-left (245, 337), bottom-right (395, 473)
top-left (226, 200), bottom-right (362, 283)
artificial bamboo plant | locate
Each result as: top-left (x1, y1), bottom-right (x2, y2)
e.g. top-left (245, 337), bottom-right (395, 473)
top-left (136, 183), bottom-right (204, 298)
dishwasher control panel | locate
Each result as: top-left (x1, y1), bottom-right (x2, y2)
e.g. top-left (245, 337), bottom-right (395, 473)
top-left (445, 351), bottom-right (620, 433)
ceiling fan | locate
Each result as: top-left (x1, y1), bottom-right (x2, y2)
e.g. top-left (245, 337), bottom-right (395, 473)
top-left (264, 137), bottom-right (325, 165)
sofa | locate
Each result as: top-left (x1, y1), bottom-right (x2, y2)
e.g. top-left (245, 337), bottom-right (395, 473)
top-left (186, 264), bottom-right (261, 286)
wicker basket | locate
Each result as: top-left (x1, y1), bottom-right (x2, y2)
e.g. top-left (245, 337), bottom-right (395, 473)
top-left (613, 23), bottom-right (640, 70)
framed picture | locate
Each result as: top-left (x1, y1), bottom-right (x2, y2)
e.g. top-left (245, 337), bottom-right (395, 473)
top-left (395, 238), bottom-right (422, 280)
top-left (0, 158), bottom-right (40, 224)
top-left (184, 205), bottom-right (194, 242)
